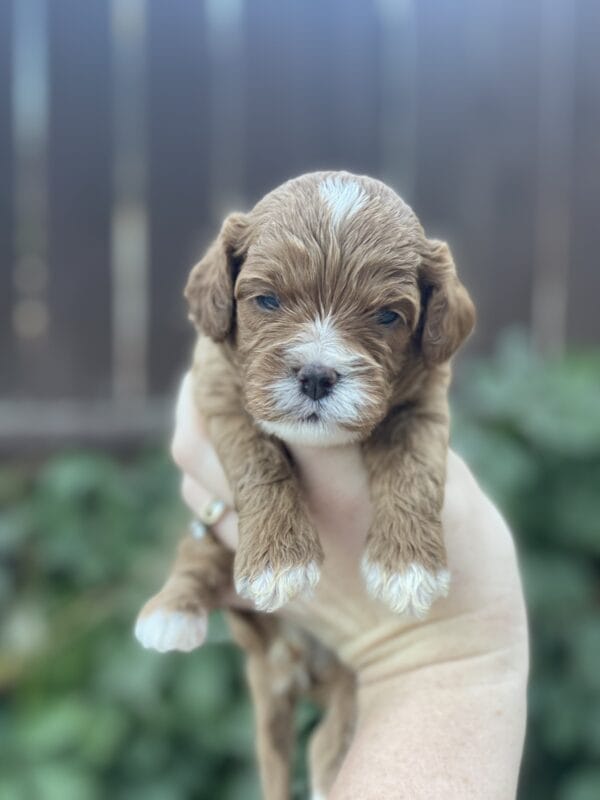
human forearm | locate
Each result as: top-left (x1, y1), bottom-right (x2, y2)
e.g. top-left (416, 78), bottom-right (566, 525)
top-left (331, 656), bottom-right (527, 800)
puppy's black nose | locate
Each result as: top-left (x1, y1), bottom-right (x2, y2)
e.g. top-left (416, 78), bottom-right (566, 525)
top-left (297, 364), bottom-right (338, 401)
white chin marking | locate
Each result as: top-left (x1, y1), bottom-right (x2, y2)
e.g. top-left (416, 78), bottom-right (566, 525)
top-left (235, 562), bottom-right (320, 612)
top-left (319, 176), bottom-right (369, 227)
top-left (361, 559), bottom-right (450, 617)
top-left (134, 609), bottom-right (207, 652)
top-left (259, 418), bottom-right (359, 446)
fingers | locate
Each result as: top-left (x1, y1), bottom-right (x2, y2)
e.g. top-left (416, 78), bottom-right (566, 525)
top-left (171, 372), bottom-right (234, 505)
top-left (444, 448), bottom-right (516, 559)
top-left (180, 475), bottom-right (252, 609)
top-left (180, 475), bottom-right (239, 551)
top-left (171, 371), bottom-right (238, 552)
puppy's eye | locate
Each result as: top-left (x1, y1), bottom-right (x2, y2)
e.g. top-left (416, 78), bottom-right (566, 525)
top-left (255, 295), bottom-right (280, 311)
top-left (375, 309), bottom-right (404, 326)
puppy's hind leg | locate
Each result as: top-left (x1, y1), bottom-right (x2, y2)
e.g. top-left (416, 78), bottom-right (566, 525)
top-left (226, 611), bottom-right (300, 800)
top-left (308, 659), bottom-right (356, 800)
top-left (135, 528), bottom-right (233, 652)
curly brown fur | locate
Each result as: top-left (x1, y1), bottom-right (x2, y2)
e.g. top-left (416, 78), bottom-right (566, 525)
top-left (226, 608), bottom-right (356, 800)
top-left (136, 171), bottom-right (474, 794)
top-left (184, 170), bottom-right (474, 613)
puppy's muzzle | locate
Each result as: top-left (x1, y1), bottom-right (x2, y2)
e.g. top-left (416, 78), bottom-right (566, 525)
top-left (296, 364), bottom-right (339, 401)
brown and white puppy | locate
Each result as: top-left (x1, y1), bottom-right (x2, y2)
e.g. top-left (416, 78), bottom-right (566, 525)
top-left (188, 171), bottom-right (473, 611)
top-left (138, 169), bottom-right (475, 631)
top-left (136, 171), bottom-right (474, 797)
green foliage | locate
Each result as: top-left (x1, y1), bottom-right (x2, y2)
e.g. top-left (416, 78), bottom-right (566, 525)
top-left (452, 331), bottom-right (600, 799)
top-left (0, 451), bottom-right (263, 800)
top-left (1, 331), bottom-right (598, 798)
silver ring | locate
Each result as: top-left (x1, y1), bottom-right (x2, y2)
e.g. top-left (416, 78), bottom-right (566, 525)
top-left (191, 499), bottom-right (227, 540)
top-left (191, 519), bottom-right (208, 540)
top-left (198, 498), bottom-right (227, 526)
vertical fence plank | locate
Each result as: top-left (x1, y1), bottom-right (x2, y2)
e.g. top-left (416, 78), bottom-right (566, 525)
top-left (327, 0), bottom-right (380, 176)
top-left (146, 0), bottom-right (212, 395)
top-left (375, 0), bottom-right (418, 200)
top-left (531, 0), bottom-right (576, 355)
top-left (46, 0), bottom-right (112, 398)
top-left (479, 0), bottom-right (540, 353)
top-left (243, 0), bottom-right (311, 195)
top-left (110, 0), bottom-right (149, 402)
top-left (0, 0), bottom-right (14, 392)
top-left (205, 0), bottom-right (245, 219)
top-left (485, 0), bottom-right (540, 348)
top-left (9, 0), bottom-right (51, 399)
top-left (242, 0), bottom-right (377, 196)
top-left (567, 0), bottom-right (600, 349)
top-left (413, 0), bottom-right (492, 357)
top-left (413, 0), bottom-right (540, 354)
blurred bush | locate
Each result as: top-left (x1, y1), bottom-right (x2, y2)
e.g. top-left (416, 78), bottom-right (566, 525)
top-left (453, 332), bottom-right (600, 800)
top-left (0, 452), bottom-right (269, 800)
top-left (1, 331), bottom-right (599, 799)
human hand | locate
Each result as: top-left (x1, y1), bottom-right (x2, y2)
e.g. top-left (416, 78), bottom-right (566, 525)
top-left (172, 372), bottom-right (528, 799)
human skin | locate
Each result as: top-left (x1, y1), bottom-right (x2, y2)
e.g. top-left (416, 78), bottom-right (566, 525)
top-left (171, 373), bottom-right (529, 799)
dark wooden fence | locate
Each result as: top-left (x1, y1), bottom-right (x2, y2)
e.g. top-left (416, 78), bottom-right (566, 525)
top-left (1, 0), bottom-right (599, 444)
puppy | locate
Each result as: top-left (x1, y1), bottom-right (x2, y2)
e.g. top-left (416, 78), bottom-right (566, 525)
top-left (136, 171), bottom-right (475, 796)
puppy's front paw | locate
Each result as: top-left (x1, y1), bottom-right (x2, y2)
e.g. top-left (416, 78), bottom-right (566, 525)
top-left (234, 503), bottom-right (324, 611)
top-left (361, 557), bottom-right (450, 617)
top-left (235, 561), bottom-right (321, 612)
top-left (134, 594), bottom-right (208, 652)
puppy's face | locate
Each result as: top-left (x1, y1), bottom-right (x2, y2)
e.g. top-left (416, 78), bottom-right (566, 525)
top-left (186, 173), bottom-right (475, 446)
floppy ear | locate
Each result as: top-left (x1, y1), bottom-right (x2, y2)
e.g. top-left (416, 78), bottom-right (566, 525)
top-left (184, 213), bottom-right (250, 342)
top-left (419, 239), bottom-right (476, 364)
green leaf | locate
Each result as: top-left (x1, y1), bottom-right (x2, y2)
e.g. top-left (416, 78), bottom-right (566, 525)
top-left (570, 617), bottom-right (600, 692)
top-left (559, 768), bottom-right (600, 800)
top-left (27, 762), bottom-right (98, 800)
top-left (520, 553), bottom-right (596, 617)
top-left (0, 775), bottom-right (28, 800)
top-left (15, 697), bottom-right (95, 759)
top-left (78, 705), bottom-right (129, 767)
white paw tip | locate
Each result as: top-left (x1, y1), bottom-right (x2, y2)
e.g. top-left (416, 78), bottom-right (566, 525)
top-left (361, 559), bottom-right (450, 617)
top-left (134, 609), bottom-right (207, 653)
top-left (235, 561), bottom-right (321, 612)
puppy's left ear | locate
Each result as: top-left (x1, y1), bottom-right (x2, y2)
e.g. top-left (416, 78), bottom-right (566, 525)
top-left (184, 213), bottom-right (250, 342)
top-left (419, 239), bottom-right (476, 364)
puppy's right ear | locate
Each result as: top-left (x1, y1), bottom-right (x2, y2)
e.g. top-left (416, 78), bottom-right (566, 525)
top-left (184, 213), bottom-right (250, 341)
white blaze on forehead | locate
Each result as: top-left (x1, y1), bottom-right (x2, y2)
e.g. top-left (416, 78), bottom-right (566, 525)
top-left (319, 176), bottom-right (369, 226)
